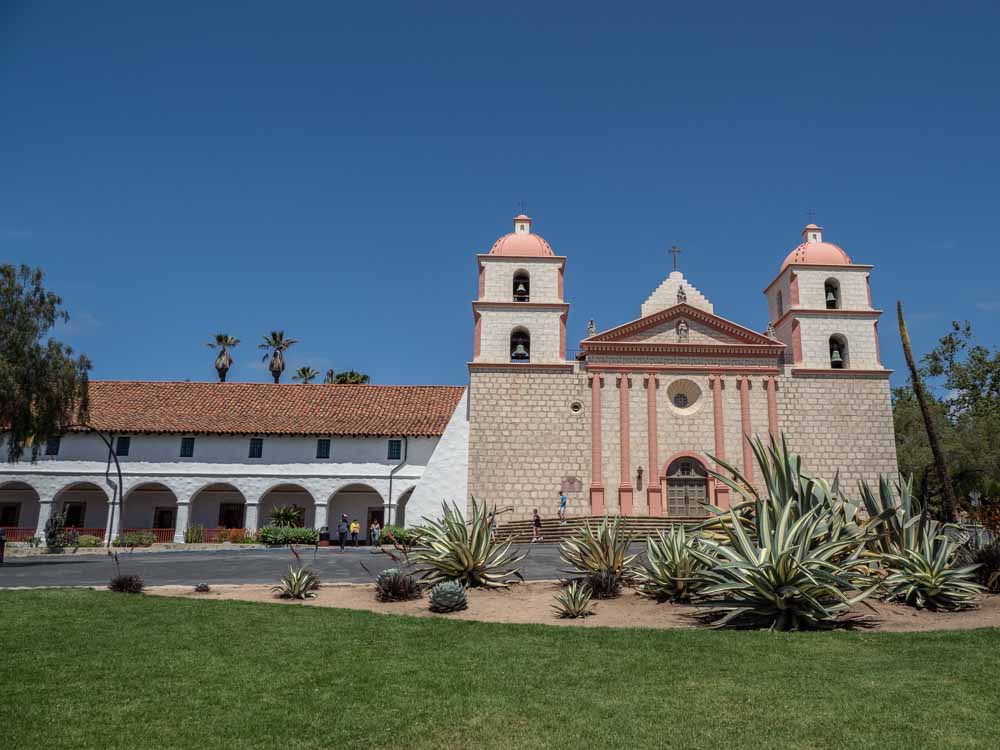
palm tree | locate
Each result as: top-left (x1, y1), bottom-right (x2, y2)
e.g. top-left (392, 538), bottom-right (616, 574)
top-left (333, 370), bottom-right (371, 384)
top-left (323, 369), bottom-right (336, 384)
top-left (293, 366), bottom-right (319, 384)
top-left (206, 333), bottom-right (240, 382)
top-left (258, 331), bottom-right (298, 384)
top-left (898, 301), bottom-right (957, 522)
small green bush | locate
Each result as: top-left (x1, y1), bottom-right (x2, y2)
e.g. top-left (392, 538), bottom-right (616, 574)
top-left (113, 532), bottom-right (156, 548)
top-left (76, 535), bottom-right (103, 548)
top-left (378, 525), bottom-right (419, 546)
top-left (184, 524), bottom-right (205, 544)
top-left (259, 526), bottom-right (319, 546)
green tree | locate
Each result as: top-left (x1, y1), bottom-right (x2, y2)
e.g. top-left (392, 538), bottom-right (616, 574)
top-left (1, 265), bottom-right (91, 463)
top-left (206, 333), bottom-right (240, 382)
top-left (258, 331), bottom-right (298, 384)
top-left (323, 368), bottom-right (336, 384)
top-left (292, 366), bottom-right (319, 384)
top-left (332, 370), bottom-right (371, 384)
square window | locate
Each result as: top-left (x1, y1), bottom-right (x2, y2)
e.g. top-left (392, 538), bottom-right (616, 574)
top-left (180, 437), bottom-right (195, 458)
top-left (249, 437), bottom-right (263, 458)
top-left (387, 439), bottom-right (402, 461)
top-left (45, 437), bottom-right (61, 456)
top-left (316, 438), bottom-right (331, 459)
top-left (115, 436), bottom-right (131, 456)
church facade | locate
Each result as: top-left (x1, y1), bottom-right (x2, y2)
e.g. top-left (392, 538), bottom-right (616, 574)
top-left (468, 215), bottom-right (898, 521)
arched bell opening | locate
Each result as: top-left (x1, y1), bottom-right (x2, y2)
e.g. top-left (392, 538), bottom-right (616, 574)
top-left (513, 270), bottom-right (530, 302)
top-left (824, 278), bottom-right (842, 310)
top-left (510, 327), bottom-right (530, 363)
top-left (829, 334), bottom-right (849, 369)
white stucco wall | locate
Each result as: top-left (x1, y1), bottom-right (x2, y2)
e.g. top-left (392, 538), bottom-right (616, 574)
top-left (404, 389), bottom-right (469, 527)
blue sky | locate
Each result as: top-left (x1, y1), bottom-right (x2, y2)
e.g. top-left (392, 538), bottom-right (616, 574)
top-left (3, 1), bottom-right (998, 389)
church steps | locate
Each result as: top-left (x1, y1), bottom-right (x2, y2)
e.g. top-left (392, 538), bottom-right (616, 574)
top-left (495, 515), bottom-right (706, 544)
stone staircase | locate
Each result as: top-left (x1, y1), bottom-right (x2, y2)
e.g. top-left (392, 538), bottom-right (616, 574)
top-left (495, 515), bottom-right (706, 544)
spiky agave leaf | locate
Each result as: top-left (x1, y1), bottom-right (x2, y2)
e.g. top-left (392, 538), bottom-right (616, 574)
top-left (560, 516), bottom-right (638, 579)
top-left (411, 498), bottom-right (525, 589)
top-left (691, 503), bottom-right (878, 631)
top-left (272, 566), bottom-right (320, 599)
top-left (881, 522), bottom-right (985, 610)
top-left (634, 525), bottom-right (714, 603)
top-left (552, 580), bottom-right (594, 619)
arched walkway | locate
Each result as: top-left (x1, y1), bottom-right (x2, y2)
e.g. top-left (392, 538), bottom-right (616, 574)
top-left (258, 483), bottom-right (316, 528)
top-left (54, 482), bottom-right (110, 537)
top-left (0, 481), bottom-right (41, 540)
top-left (122, 482), bottom-right (180, 543)
top-left (190, 483), bottom-right (247, 541)
top-left (660, 454), bottom-right (713, 518)
top-left (329, 483), bottom-right (384, 545)
top-left (394, 486), bottom-right (415, 528)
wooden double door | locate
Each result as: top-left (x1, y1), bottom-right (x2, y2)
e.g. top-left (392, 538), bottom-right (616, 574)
top-left (663, 458), bottom-right (709, 517)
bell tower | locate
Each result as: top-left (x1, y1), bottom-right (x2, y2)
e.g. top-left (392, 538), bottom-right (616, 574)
top-left (472, 214), bottom-right (569, 365)
top-left (766, 223), bottom-right (886, 372)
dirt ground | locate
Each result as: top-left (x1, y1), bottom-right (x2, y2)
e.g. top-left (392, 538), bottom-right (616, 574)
top-left (146, 581), bottom-right (1000, 633)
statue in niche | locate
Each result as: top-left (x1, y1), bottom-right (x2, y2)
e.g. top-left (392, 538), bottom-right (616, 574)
top-left (766, 322), bottom-right (777, 339)
top-left (676, 319), bottom-right (689, 342)
top-left (587, 319), bottom-right (596, 337)
top-left (676, 286), bottom-right (687, 304)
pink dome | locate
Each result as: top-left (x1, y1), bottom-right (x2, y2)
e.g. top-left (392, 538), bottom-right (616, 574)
top-left (780, 224), bottom-right (852, 271)
top-left (488, 214), bottom-right (555, 257)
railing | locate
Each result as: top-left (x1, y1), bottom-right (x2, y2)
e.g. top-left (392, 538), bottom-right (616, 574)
top-left (65, 527), bottom-right (107, 538)
top-left (1, 527), bottom-right (37, 542)
top-left (121, 528), bottom-right (175, 544)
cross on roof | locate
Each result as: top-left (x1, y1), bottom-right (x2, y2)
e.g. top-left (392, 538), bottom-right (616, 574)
top-left (516, 200), bottom-right (528, 214)
top-left (669, 245), bottom-right (682, 272)
top-left (807, 208), bottom-right (817, 223)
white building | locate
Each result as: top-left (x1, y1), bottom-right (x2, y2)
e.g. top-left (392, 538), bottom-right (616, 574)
top-left (0, 381), bottom-right (468, 543)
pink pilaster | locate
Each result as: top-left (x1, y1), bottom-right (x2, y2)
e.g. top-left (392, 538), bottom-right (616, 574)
top-left (617, 374), bottom-right (633, 515)
top-left (790, 272), bottom-right (800, 306)
top-left (738, 376), bottom-right (754, 484)
top-left (765, 376), bottom-right (779, 441)
top-left (710, 374), bottom-right (730, 509)
top-left (645, 374), bottom-right (662, 516)
top-left (560, 312), bottom-right (567, 361)
top-left (589, 375), bottom-right (605, 514)
top-left (791, 320), bottom-right (803, 364)
top-left (473, 313), bottom-right (481, 358)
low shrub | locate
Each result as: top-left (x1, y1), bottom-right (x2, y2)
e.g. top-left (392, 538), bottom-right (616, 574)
top-left (194, 582), bottom-right (211, 593)
top-left (259, 526), bottom-right (319, 546)
top-left (184, 524), bottom-right (205, 544)
top-left (113, 532), bottom-right (156, 548)
top-left (109, 574), bottom-right (145, 594)
top-left (374, 567), bottom-right (421, 602)
top-left (959, 540), bottom-right (1000, 593)
top-left (379, 525), bottom-right (419, 546)
top-left (76, 534), bottom-right (103, 548)
top-left (552, 580), bottom-right (594, 619)
top-left (272, 566), bottom-right (320, 599)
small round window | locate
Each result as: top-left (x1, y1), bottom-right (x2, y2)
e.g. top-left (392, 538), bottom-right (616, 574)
top-left (570, 401), bottom-right (583, 414)
top-left (673, 393), bottom-right (689, 408)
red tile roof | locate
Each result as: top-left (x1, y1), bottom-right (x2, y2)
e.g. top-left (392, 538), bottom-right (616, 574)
top-left (72, 381), bottom-right (465, 437)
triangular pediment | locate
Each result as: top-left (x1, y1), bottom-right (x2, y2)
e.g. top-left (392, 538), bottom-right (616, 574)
top-left (583, 304), bottom-right (781, 350)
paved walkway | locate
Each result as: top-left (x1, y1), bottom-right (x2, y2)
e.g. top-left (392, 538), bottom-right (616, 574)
top-left (0, 544), bottom-right (569, 588)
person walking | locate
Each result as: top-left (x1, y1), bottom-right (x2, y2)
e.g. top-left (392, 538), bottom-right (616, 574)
top-left (369, 518), bottom-right (381, 546)
top-left (350, 519), bottom-right (360, 546)
top-left (337, 514), bottom-right (350, 551)
top-left (531, 508), bottom-right (543, 543)
top-left (558, 490), bottom-right (568, 525)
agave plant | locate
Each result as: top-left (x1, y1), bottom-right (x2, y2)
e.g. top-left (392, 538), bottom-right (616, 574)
top-left (272, 566), bottom-right (320, 599)
top-left (411, 499), bottom-right (525, 589)
top-left (552, 580), bottom-right (595, 619)
top-left (428, 580), bottom-right (468, 613)
top-left (692, 503), bottom-right (877, 630)
top-left (269, 504), bottom-right (304, 528)
top-left (958, 540), bottom-right (1000, 593)
top-left (373, 567), bottom-right (421, 602)
top-left (559, 516), bottom-right (637, 599)
top-left (858, 474), bottom-right (940, 556)
top-left (634, 525), bottom-right (713, 603)
top-left (881, 522), bottom-right (984, 610)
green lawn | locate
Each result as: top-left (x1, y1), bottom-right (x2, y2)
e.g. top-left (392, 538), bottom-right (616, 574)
top-left (3, 589), bottom-right (999, 749)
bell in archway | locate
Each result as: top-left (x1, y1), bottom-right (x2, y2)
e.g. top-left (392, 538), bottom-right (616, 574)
top-left (826, 289), bottom-right (837, 306)
top-left (512, 344), bottom-right (529, 360)
top-left (830, 347), bottom-right (843, 367)
top-left (515, 283), bottom-right (527, 295)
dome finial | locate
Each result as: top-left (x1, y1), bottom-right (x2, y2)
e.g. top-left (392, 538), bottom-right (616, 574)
top-left (514, 212), bottom-right (532, 235)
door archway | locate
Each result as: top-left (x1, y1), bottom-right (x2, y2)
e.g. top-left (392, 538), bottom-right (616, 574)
top-left (662, 454), bottom-right (711, 517)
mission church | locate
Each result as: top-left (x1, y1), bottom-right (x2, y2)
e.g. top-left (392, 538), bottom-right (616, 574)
top-left (0, 215), bottom-right (898, 542)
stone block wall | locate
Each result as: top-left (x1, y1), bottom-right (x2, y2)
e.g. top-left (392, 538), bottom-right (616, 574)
top-left (798, 316), bottom-right (882, 369)
top-left (476, 306), bottom-right (564, 363)
top-left (794, 267), bottom-right (871, 310)
top-left (481, 257), bottom-right (562, 303)
top-left (468, 369), bottom-right (590, 519)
